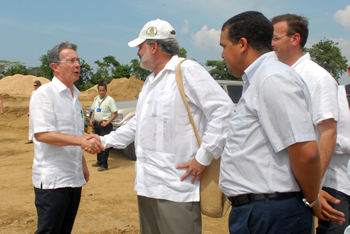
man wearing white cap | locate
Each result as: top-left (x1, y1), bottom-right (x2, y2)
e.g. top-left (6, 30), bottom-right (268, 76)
top-left (86, 19), bottom-right (233, 233)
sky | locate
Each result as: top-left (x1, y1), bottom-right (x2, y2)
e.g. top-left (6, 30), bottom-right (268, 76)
top-left (1, 0), bottom-right (350, 84)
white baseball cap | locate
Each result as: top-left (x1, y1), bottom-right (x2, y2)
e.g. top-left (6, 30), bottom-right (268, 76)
top-left (128, 19), bottom-right (177, 47)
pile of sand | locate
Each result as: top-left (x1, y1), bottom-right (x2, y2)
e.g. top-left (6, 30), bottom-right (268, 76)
top-left (79, 76), bottom-right (144, 102)
top-left (0, 75), bottom-right (144, 102)
top-left (0, 75), bottom-right (50, 95)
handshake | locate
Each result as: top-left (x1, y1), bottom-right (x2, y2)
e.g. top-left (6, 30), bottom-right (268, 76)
top-left (81, 134), bottom-right (104, 154)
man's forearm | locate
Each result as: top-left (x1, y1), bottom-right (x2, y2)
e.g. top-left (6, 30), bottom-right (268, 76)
top-left (105, 112), bottom-right (118, 125)
top-left (35, 131), bottom-right (84, 146)
top-left (318, 119), bottom-right (337, 178)
top-left (288, 141), bottom-right (321, 202)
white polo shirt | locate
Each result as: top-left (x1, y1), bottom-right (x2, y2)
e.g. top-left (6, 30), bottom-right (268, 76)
top-left (220, 52), bottom-right (316, 197)
top-left (30, 77), bottom-right (86, 189)
top-left (101, 55), bottom-right (234, 202)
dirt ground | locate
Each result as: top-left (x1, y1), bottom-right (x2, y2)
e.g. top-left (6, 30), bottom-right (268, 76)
top-left (0, 93), bottom-right (229, 234)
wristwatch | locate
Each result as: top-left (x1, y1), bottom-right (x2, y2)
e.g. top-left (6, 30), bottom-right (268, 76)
top-left (302, 194), bottom-right (319, 208)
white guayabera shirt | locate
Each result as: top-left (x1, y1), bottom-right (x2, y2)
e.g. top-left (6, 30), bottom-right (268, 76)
top-left (30, 77), bottom-right (86, 189)
top-left (101, 55), bottom-right (234, 202)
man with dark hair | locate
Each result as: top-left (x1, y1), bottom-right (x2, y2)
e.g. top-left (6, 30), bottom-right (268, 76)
top-left (89, 82), bottom-right (118, 171)
top-left (219, 11), bottom-right (322, 233)
top-left (30, 40), bottom-right (103, 233)
top-left (26, 80), bottom-right (42, 144)
top-left (86, 19), bottom-right (233, 234)
top-left (271, 14), bottom-right (342, 232)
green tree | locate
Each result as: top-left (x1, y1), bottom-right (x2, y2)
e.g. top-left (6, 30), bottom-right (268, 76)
top-left (180, 47), bottom-right (187, 58)
top-left (0, 60), bottom-right (21, 77)
top-left (91, 56), bottom-right (121, 84)
top-left (75, 61), bottom-right (93, 91)
top-left (304, 39), bottom-right (348, 82)
top-left (4, 65), bottom-right (28, 76)
top-left (39, 52), bottom-right (53, 79)
top-left (129, 59), bottom-right (151, 81)
top-left (206, 59), bottom-right (240, 80)
top-left (27, 67), bottom-right (44, 77)
top-left (112, 64), bottom-right (131, 78)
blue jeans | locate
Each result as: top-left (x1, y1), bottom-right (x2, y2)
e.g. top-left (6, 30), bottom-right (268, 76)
top-left (229, 193), bottom-right (313, 234)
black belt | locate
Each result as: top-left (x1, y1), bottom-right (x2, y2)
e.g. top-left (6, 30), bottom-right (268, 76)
top-left (227, 192), bottom-right (299, 207)
top-left (94, 121), bottom-right (106, 125)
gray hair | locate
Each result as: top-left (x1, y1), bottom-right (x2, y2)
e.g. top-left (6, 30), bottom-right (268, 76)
top-left (48, 41), bottom-right (78, 69)
top-left (146, 38), bottom-right (180, 56)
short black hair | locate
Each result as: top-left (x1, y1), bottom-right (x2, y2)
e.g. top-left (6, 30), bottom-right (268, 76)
top-left (222, 11), bottom-right (273, 51)
top-left (98, 83), bottom-right (107, 90)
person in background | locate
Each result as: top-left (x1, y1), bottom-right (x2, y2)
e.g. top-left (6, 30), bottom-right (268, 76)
top-left (219, 11), bottom-right (322, 233)
top-left (30, 40), bottom-right (103, 233)
top-left (0, 94), bottom-right (3, 115)
top-left (86, 19), bottom-right (233, 234)
top-left (270, 14), bottom-right (342, 232)
top-left (89, 83), bottom-right (118, 171)
top-left (25, 80), bottom-right (41, 144)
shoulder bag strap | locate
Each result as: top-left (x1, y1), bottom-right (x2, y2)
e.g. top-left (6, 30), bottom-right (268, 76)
top-left (175, 60), bottom-right (202, 146)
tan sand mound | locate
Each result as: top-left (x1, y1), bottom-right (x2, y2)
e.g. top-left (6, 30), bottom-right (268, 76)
top-left (0, 75), bottom-right (50, 95)
top-left (79, 76), bottom-right (144, 102)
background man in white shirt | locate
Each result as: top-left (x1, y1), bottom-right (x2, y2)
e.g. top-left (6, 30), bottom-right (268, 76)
top-left (86, 19), bottom-right (233, 234)
top-left (270, 14), bottom-right (342, 232)
top-left (219, 11), bottom-right (322, 233)
top-left (89, 83), bottom-right (118, 171)
top-left (26, 80), bottom-right (41, 144)
top-left (30, 41), bottom-right (103, 233)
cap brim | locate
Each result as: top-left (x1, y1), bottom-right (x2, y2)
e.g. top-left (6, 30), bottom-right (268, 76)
top-left (128, 38), bottom-right (146, 47)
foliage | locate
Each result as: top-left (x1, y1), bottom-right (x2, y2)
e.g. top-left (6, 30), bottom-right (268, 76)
top-left (304, 39), bottom-right (348, 82)
top-left (180, 47), bottom-right (187, 58)
top-left (112, 64), bottom-right (132, 78)
top-left (75, 61), bottom-right (93, 91)
top-left (0, 60), bottom-right (21, 77)
top-left (91, 56), bottom-right (123, 84)
top-left (4, 65), bottom-right (28, 76)
top-left (206, 60), bottom-right (240, 80)
top-left (130, 59), bottom-right (151, 81)
top-left (39, 52), bottom-right (53, 80)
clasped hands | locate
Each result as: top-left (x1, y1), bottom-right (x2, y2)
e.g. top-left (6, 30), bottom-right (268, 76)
top-left (81, 134), bottom-right (104, 154)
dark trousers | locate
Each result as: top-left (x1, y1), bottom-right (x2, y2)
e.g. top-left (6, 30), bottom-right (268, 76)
top-left (34, 186), bottom-right (82, 234)
top-left (317, 187), bottom-right (350, 234)
top-left (228, 193), bottom-right (313, 234)
top-left (93, 122), bottom-right (113, 168)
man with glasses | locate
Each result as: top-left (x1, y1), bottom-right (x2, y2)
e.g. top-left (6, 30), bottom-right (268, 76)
top-left (271, 14), bottom-right (342, 233)
top-left (89, 83), bottom-right (118, 171)
top-left (25, 80), bottom-right (41, 144)
top-left (30, 41), bottom-right (104, 233)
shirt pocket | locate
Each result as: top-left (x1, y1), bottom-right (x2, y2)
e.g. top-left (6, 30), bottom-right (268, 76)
top-left (151, 90), bottom-right (176, 119)
top-left (229, 104), bottom-right (249, 149)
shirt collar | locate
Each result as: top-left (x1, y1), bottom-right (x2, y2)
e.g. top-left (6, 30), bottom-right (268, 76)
top-left (150, 55), bottom-right (180, 82)
top-left (242, 51), bottom-right (277, 88)
top-left (52, 77), bottom-right (80, 98)
top-left (292, 52), bottom-right (310, 69)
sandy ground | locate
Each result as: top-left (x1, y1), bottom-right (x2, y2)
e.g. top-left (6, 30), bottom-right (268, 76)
top-left (0, 94), bottom-right (229, 233)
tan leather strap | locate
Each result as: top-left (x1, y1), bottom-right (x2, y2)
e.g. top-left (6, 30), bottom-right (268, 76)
top-left (175, 60), bottom-right (202, 146)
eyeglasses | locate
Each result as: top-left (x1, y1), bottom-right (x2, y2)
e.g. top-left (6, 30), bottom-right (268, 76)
top-left (34, 85), bottom-right (38, 87)
top-left (60, 57), bottom-right (83, 65)
top-left (272, 34), bottom-right (294, 42)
